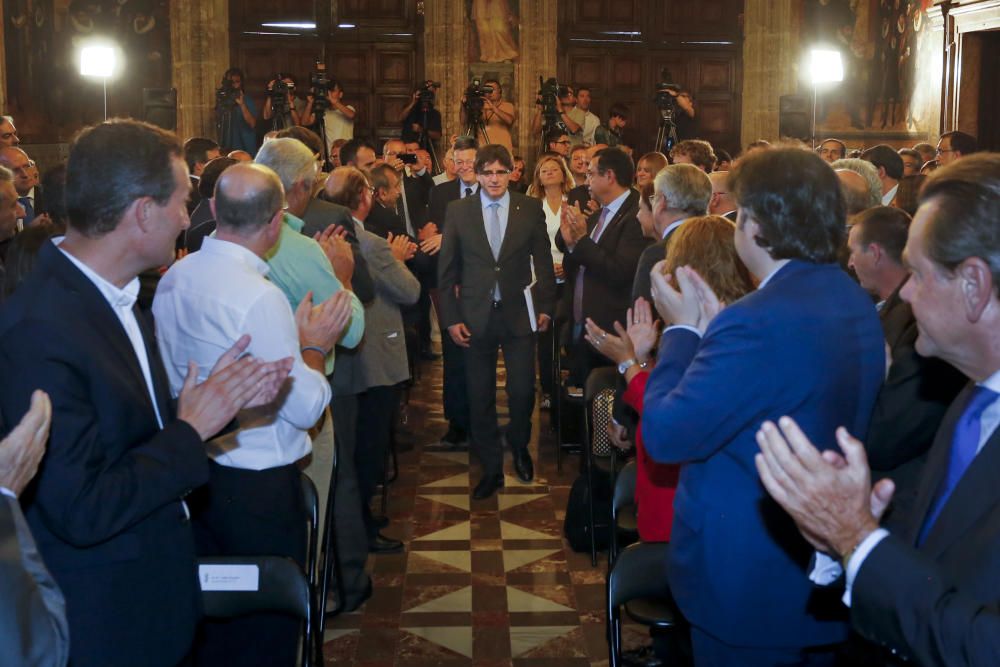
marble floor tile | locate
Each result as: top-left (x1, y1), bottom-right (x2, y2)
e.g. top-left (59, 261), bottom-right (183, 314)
top-left (400, 626), bottom-right (474, 659)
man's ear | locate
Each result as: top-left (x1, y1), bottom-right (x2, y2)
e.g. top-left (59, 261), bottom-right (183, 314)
top-left (131, 196), bottom-right (155, 234)
top-left (958, 257), bottom-right (995, 323)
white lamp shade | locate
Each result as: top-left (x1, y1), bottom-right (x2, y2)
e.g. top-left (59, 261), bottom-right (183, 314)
top-left (80, 46), bottom-right (117, 78)
top-left (809, 49), bottom-right (844, 84)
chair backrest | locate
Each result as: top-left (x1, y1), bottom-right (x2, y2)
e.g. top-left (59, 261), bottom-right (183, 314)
top-left (301, 473), bottom-right (319, 575)
top-left (199, 555), bottom-right (312, 620)
top-left (607, 542), bottom-right (672, 608)
top-left (612, 460), bottom-right (637, 514)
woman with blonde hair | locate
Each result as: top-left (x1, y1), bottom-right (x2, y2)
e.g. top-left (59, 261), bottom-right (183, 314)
top-left (584, 215), bottom-right (754, 542)
top-left (527, 152), bottom-right (574, 408)
top-left (635, 151), bottom-right (668, 187)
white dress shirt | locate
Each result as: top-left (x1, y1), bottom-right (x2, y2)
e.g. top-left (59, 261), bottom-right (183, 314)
top-left (152, 237), bottom-right (331, 471)
top-left (541, 197), bottom-right (566, 267)
top-left (58, 246), bottom-right (163, 428)
top-left (881, 183), bottom-right (899, 206)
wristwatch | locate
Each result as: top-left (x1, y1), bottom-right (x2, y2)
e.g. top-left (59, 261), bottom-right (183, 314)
top-left (618, 357), bottom-right (648, 375)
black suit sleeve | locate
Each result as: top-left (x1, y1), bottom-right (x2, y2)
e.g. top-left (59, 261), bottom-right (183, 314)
top-left (344, 226), bottom-right (376, 304)
top-left (852, 533), bottom-right (1000, 666)
top-left (0, 322), bottom-right (207, 547)
top-left (563, 206), bottom-right (647, 290)
top-left (436, 202), bottom-right (463, 328)
top-left (528, 204), bottom-right (557, 318)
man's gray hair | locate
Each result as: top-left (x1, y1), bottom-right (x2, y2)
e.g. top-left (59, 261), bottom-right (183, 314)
top-left (831, 158), bottom-right (881, 209)
top-left (254, 137), bottom-right (317, 193)
top-left (654, 163), bottom-right (712, 217)
top-left (0, 164), bottom-right (12, 184)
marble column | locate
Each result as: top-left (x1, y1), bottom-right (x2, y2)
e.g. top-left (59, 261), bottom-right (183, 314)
top-left (515, 1), bottom-right (558, 158)
top-left (423, 0), bottom-right (470, 150)
top-left (0, 3), bottom-right (7, 114)
top-left (740, 0), bottom-right (800, 149)
top-left (169, 0), bottom-right (230, 141)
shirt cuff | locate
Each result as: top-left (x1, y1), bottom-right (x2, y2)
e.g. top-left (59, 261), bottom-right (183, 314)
top-left (662, 324), bottom-right (702, 338)
top-left (809, 551), bottom-right (843, 586)
top-left (0, 486), bottom-right (16, 499)
top-left (842, 528), bottom-right (890, 607)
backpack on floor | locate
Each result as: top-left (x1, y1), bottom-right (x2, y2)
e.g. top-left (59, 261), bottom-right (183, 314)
top-left (563, 467), bottom-right (612, 553)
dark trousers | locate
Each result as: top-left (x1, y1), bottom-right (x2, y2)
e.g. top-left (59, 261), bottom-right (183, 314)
top-left (568, 325), bottom-right (614, 387)
top-left (191, 461), bottom-right (306, 667)
top-left (432, 288), bottom-right (471, 431)
top-left (464, 304), bottom-right (536, 476)
top-left (355, 384), bottom-right (400, 539)
top-left (329, 393), bottom-right (371, 605)
top-left (689, 626), bottom-right (838, 667)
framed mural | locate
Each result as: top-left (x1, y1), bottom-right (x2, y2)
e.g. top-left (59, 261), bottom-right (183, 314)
top-left (467, 0), bottom-right (519, 64)
top-left (803, 0), bottom-right (940, 140)
top-left (3, 0), bottom-right (172, 141)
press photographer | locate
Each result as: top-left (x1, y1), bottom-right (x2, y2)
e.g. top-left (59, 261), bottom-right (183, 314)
top-left (652, 70), bottom-right (696, 153)
top-left (262, 73), bottom-right (307, 130)
top-left (215, 67), bottom-right (258, 154)
top-left (398, 81), bottom-right (442, 153)
top-left (298, 62), bottom-right (356, 165)
top-left (530, 78), bottom-right (582, 144)
top-left (459, 78), bottom-right (515, 153)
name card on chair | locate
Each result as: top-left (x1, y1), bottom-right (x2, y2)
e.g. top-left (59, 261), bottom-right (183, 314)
top-left (198, 564), bottom-right (260, 591)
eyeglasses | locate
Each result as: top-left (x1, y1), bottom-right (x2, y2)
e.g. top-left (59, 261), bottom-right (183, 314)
top-left (454, 159), bottom-right (475, 167)
top-left (935, 148), bottom-right (955, 155)
top-left (553, 140), bottom-right (571, 146)
top-left (479, 170), bottom-right (510, 177)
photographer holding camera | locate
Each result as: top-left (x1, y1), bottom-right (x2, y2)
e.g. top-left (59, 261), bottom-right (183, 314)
top-left (664, 87), bottom-right (696, 140)
top-left (299, 69), bottom-right (356, 161)
top-left (216, 67), bottom-right (258, 154)
top-left (262, 73), bottom-right (307, 130)
top-left (531, 82), bottom-right (583, 145)
top-left (459, 78), bottom-right (515, 154)
top-left (399, 82), bottom-right (443, 153)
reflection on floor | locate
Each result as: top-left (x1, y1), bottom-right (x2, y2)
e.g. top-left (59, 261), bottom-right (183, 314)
top-left (322, 354), bottom-right (648, 666)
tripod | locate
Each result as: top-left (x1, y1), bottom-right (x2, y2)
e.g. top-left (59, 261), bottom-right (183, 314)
top-left (655, 109), bottom-right (678, 156)
top-left (464, 107), bottom-right (491, 147)
top-left (419, 104), bottom-right (440, 173)
top-left (216, 104), bottom-right (234, 150)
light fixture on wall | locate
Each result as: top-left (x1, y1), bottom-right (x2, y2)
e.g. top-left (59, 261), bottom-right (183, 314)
top-left (79, 41), bottom-right (121, 121)
top-left (808, 48), bottom-right (844, 149)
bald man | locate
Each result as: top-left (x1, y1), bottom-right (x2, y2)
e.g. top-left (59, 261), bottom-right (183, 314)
top-left (708, 170), bottom-right (737, 220)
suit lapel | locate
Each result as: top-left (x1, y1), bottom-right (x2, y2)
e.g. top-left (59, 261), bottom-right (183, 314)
top-left (41, 244), bottom-right (160, 421)
top-left (133, 304), bottom-right (173, 420)
top-left (589, 190), bottom-right (636, 245)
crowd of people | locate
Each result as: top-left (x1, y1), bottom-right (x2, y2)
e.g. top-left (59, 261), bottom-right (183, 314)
top-left (0, 83), bottom-right (997, 667)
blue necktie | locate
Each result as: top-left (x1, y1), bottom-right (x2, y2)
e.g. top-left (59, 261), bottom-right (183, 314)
top-left (917, 385), bottom-right (999, 545)
top-left (18, 196), bottom-right (34, 225)
top-left (486, 202), bottom-right (501, 300)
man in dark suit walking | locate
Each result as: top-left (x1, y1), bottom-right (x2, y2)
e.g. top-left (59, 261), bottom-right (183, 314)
top-left (557, 147), bottom-right (649, 385)
top-left (0, 119), bottom-right (291, 667)
top-left (438, 144), bottom-right (556, 499)
top-left (423, 136), bottom-right (481, 447)
top-left (757, 152), bottom-right (1000, 667)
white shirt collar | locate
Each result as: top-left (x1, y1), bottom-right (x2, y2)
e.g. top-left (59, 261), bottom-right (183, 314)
top-left (756, 259), bottom-right (791, 290)
top-left (602, 189), bottom-right (631, 220)
top-left (980, 368), bottom-right (1000, 394)
top-left (881, 183), bottom-right (899, 206)
top-left (460, 181), bottom-right (479, 196)
top-left (662, 216), bottom-right (688, 240)
top-left (352, 215), bottom-right (366, 231)
top-left (200, 236), bottom-right (270, 276)
top-left (57, 244), bottom-right (139, 310)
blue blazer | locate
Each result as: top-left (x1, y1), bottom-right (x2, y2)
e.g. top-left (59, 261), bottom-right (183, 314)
top-left (0, 242), bottom-right (209, 667)
top-left (642, 260), bottom-right (885, 648)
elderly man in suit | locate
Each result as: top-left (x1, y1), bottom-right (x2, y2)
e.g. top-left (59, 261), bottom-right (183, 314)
top-left (558, 147), bottom-right (650, 385)
top-left (0, 119), bottom-right (291, 667)
top-left (326, 165), bottom-right (420, 550)
top-left (757, 152), bottom-right (1000, 667)
top-left (438, 144), bottom-right (556, 499)
top-left (642, 147), bottom-right (886, 665)
top-left (0, 390), bottom-right (69, 667)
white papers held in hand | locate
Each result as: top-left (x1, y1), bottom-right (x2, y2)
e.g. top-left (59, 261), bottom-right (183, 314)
top-left (525, 280), bottom-right (538, 332)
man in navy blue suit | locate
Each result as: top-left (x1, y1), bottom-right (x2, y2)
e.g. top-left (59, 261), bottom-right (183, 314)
top-left (641, 147), bottom-right (885, 665)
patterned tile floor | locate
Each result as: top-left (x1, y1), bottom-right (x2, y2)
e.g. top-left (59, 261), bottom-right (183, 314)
top-left (321, 353), bottom-right (648, 666)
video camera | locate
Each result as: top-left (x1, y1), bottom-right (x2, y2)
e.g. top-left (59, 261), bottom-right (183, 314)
top-left (418, 80), bottom-right (441, 111)
top-left (536, 77), bottom-right (564, 132)
top-left (463, 78), bottom-right (494, 121)
top-left (653, 68), bottom-right (682, 120)
top-left (216, 75), bottom-right (239, 109)
top-left (269, 75), bottom-right (294, 115)
top-left (310, 61), bottom-right (332, 114)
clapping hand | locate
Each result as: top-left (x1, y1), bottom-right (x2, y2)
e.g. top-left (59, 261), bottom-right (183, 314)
top-left (387, 232), bottom-right (417, 262)
top-left (0, 390), bottom-right (52, 496)
top-left (420, 233), bottom-right (443, 256)
top-left (626, 297), bottom-right (661, 362)
top-left (584, 318), bottom-right (634, 364)
top-left (559, 203), bottom-right (587, 249)
top-left (296, 290), bottom-right (354, 353)
top-left (313, 226), bottom-right (354, 287)
top-left (649, 261), bottom-right (721, 333)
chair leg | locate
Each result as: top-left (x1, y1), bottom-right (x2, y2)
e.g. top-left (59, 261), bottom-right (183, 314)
top-left (317, 438), bottom-right (344, 624)
top-left (607, 578), bottom-right (621, 667)
top-left (584, 409), bottom-right (597, 567)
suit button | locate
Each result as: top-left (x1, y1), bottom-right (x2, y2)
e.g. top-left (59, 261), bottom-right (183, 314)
top-left (494, 267), bottom-right (500, 272)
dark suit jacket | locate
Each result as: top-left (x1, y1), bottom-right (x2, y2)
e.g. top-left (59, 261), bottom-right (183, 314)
top-left (302, 198), bottom-right (375, 304)
top-left (0, 493), bottom-right (69, 667)
top-left (557, 188), bottom-right (650, 333)
top-left (642, 260), bottom-right (885, 648)
top-left (366, 201), bottom-right (434, 280)
top-left (0, 242), bottom-right (209, 667)
top-left (630, 219), bottom-right (692, 305)
top-left (866, 286), bottom-right (965, 523)
top-left (426, 178), bottom-right (477, 230)
top-left (437, 191), bottom-right (556, 338)
top-left (852, 383), bottom-right (1000, 666)
top-left (401, 172), bottom-right (432, 229)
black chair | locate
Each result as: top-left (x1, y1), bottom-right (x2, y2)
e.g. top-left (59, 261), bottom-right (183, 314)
top-left (554, 323), bottom-right (584, 473)
top-left (300, 473), bottom-right (321, 661)
top-left (198, 555), bottom-right (313, 667)
top-left (609, 460), bottom-right (639, 567)
top-left (317, 428), bottom-right (343, 623)
top-left (582, 366), bottom-right (619, 565)
top-left (606, 542), bottom-right (680, 667)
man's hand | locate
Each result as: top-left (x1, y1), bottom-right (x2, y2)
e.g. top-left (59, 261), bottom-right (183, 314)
top-left (0, 390), bottom-right (52, 496)
top-left (553, 262), bottom-right (564, 280)
top-left (387, 232), bottom-right (417, 262)
top-left (754, 417), bottom-right (893, 559)
top-left (607, 422), bottom-right (633, 452)
top-left (649, 262), bottom-right (721, 332)
top-left (178, 337), bottom-right (294, 441)
top-left (583, 199), bottom-right (600, 216)
top-left (313, 226), bottom-right (354, 287)
top-left (627, 297), bottom-right (660, 362)
top-left (296, 290), bottom-right (354, 352)
top-left (537, 314), bottom-right (551, 332)
top-left (559, 203), bottom-right (587, 249)
top-left (448, 323), bottom-right (472, 348)
top-left (420, 233), bottom-right (443, 256)
top-left (418, 222), bottom-right (438, 241)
